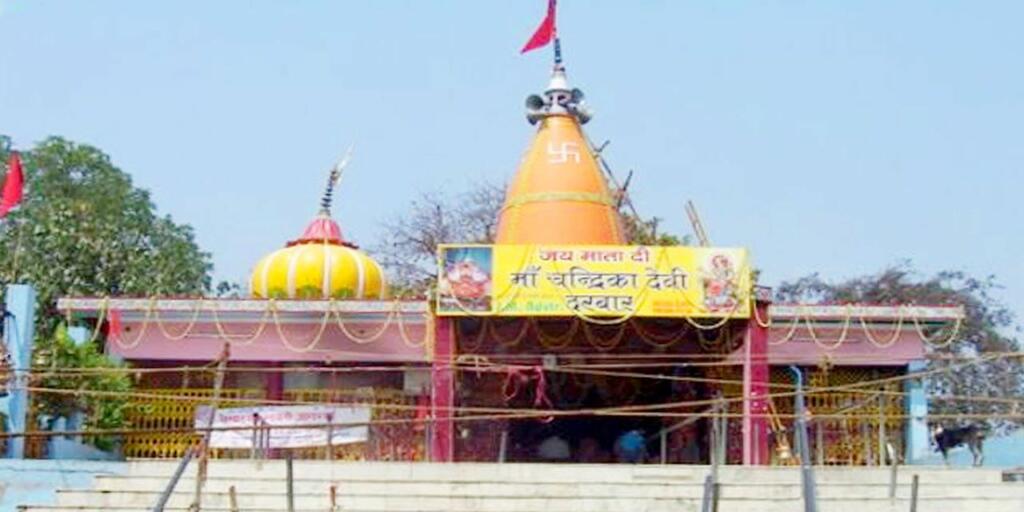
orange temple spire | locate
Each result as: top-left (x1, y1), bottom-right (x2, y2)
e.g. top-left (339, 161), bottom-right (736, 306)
top-left (495, 55), bottom-right (625, 245)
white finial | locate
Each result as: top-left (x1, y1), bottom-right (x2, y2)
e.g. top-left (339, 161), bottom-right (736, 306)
top-left (320, 145), bottom-right (354, 214)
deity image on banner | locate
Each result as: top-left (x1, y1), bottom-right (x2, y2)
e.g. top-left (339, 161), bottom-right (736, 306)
top-left (437, 246), bottom-right (494, 313)
top-left (701, 253), bottom-right (738, 312)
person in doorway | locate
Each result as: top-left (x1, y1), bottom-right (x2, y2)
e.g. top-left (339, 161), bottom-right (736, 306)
top-left (614, 429), bottom-right (647, 463)
top-left (577, 437), bottom-right (609, 463)
top-left (678, 428), bottom-right (701, 464)
top-left (537, 434), bottom-right (571, 461)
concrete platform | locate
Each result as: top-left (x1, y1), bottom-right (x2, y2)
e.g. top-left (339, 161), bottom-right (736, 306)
top-left (16, 461), bottom-right (1024, 512)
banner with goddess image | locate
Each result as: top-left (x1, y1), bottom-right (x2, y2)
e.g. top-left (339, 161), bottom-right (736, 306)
top-left (436, 245), bottom-right (751, 318)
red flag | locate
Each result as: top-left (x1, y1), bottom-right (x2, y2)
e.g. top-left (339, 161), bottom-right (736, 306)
top-left (107, 310), bottom-right (123, 342)
top-left (521, 0), bottom-right (557, 54)
top-left (0, 152), bottom-right (24, 218)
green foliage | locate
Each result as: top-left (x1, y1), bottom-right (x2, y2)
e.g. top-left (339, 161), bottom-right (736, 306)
top-left (0, 136), bottom-right (212, 330)
top-left (376, 181), bottom-right (505, 292)
top-left (34, 325), bottom-right (132, 451)
top-left (376, 180), bottom-right (690, 293)
top-left (620, 213), bottom-right (688, 246)
top-left (777, 262), bottom-right (1022, 432)
top-left (1, 135), bottom-right (212, 443)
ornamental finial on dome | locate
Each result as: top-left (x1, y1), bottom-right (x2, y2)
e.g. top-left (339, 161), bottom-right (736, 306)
top-left (319, 145), bottom-right (353, 215)
top-left (523, 39), bottom-right (593, 126)
top-left (291, 147), bottom-right (355, 247)
top-left (496, 35), bottom-right (623, 245)
top-left (250, 146), bottom-right (387, 299)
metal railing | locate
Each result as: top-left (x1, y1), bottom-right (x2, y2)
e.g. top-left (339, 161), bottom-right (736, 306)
top-left (151, 446), bottom-right (194, 512)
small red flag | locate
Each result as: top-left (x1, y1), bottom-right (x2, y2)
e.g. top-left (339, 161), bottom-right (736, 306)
top-left (521, 0), bottom-right (557, 54)
top-left (0, 152), bottom-right (24, 218)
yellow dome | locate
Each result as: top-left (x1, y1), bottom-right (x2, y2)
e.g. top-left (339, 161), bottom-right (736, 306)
top-left (249, 152), bottom-right (386, 299)
top-left (249, 240), bottom-right (386, 300)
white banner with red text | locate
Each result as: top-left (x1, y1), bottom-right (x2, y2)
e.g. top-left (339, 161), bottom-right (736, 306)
top-left (194, 404), bottom-right (371, 449)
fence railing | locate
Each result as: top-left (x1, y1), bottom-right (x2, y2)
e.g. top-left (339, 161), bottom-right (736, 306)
top-left (119, 387), bottom-right (427, 461)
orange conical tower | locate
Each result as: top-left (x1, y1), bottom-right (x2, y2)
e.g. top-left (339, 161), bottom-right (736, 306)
top-left (495, 48), bottom-right (625, 245)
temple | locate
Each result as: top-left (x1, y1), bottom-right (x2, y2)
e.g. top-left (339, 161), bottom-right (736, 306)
top-left (50, 43), bottom-right (964, 466)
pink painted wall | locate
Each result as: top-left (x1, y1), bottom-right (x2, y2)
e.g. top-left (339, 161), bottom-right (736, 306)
top-left (108, 320), bottom-right (429, 363)
top-left (754, 326), bottom-right (926, 366)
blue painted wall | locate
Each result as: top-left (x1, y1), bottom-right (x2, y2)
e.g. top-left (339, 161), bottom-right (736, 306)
top-left (1, 285), bottom-right (37, 459)
top-left (915, 429), bottom-right (1024, 468)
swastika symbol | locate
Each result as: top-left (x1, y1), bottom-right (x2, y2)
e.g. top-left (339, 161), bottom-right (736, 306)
top-left (547, 142), bottom-right (580, 165)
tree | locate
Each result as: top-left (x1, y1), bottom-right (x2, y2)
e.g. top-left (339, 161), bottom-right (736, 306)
top-left (374, 180), bottom-right (687, 293)
top-left (1, 135), bottom-right (212, 443)
top-left (34, 324), bottom-right (132, 451)
top-left (0, 135), bottom-right (212, 330)
top-left (620, 213), bottom-right (688, 246)
top-left (374, 181), bottom-right (505, 293)
top-left (777, 263), bottom-right (1022, 432)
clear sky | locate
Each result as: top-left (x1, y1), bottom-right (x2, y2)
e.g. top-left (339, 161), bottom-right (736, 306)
top-left (1, 1), bottom-right (1020, 318)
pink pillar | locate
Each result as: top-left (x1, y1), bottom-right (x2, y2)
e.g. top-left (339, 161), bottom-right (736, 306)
top-left (267, 363), bottom-right (284, 401)
top-left (742, 301), bottom-right (771, 465)
top-left (430, 317), bottom-right (455, 462)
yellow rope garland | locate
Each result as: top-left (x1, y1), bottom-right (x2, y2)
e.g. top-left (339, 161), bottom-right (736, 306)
top-left (331, 300), bottom-right (396, 345)
top-left (768, 313), bottom-right (804, 346)
top-left (489, 318), bottom-right (531, 348)
top-left (533, 318), bottom-right (578, 350)
top-left (802, 304), bottom-right (854, 351)
top-left (109, 298), bottom-right (152, 350)
top-left (269, 300), bottom-right (332, 353)
top-left (87, 298), bottom-right (110, 344)
top-left (630, 319), bottom-right (690, 348)
top-left (72, 292), bottom-right (964, 357)
top-left (454, 319), bottom-right (487, 353)
top-left (581, 321), bottom-right (628, 352)
top-left (911, 312), bottom-right (963, 349)
top-left (208, 302), bottom-right (271, 345)
top-left (395, 309), bottom-right (430, 348)
top-left (858, 308), bottom-right (905, 349)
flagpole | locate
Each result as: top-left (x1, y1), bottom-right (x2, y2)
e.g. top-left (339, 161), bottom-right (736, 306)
top-left (10, 219), bottom-right (25, 283)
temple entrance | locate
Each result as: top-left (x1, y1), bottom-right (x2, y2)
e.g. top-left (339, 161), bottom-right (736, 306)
top-left (506, 415), bottom-right (662, 463)
top-left (494, 369), bottom-right (713, 464)
top-left (451, 318), bottom-right (742, 464)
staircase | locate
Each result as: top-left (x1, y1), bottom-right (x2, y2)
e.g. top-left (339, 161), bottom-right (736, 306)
top-left (17, 461), bottom-right (1024, 512)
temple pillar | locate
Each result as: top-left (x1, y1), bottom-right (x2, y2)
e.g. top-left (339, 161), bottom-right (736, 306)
top-left (2, 285), bottom-right (37, 459)
top-left (904, 359), bottom-right (929, 464)
top-left (742, 300), bottom-right (770, 465)
top-left (267, 363), bottom-right (284, 401)
top-left (430, 316), bottom-right (455, 462)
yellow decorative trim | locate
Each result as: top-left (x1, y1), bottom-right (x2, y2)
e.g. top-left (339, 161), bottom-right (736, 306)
top-left (499, 191), bottom-right (615, 212)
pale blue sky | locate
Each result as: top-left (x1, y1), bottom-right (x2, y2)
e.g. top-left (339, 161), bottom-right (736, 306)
top-left (1, 1), bottom-right (1020, 318)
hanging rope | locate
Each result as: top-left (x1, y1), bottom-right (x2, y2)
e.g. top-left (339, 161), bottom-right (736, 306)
top-left (802, 304), bottom-right (854, 351)
top-left (858, 307), bottom-right (905, 349)
top-left (489, 318), bottom-right (531, 348)
top-left (533, 318), bottom-right (577, 350)
top-left (582, 321), bottom-right (628, 352)
top-left (269, 300), bottom-right (331, 353)
top-left (331, 299), bottom-right (396, 345)
top-left (630, 319), bottom-right (690, 348)
top-left (151, 297), bottom-right (204, 341)
top-left (911, 311), bottom-right (963, 349)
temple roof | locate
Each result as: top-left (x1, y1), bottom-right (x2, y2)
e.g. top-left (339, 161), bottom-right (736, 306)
top-left (249, 151), bottom-right (387, 299)
top-left (495, 64), bottom-right (625, 245)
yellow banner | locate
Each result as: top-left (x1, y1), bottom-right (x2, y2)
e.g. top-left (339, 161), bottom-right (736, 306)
top-left (436, 245), bottom-right (751, 318)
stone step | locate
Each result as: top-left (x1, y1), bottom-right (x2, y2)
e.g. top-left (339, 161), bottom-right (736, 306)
top-left (116, 461), bottom-right (1007, 484)
top-left (85, 477), bottom-right (1024, 500)
top-left (21, 497), bottom-right (1024, 512)
top-left (52, 489), bottom-right (1024, 511)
